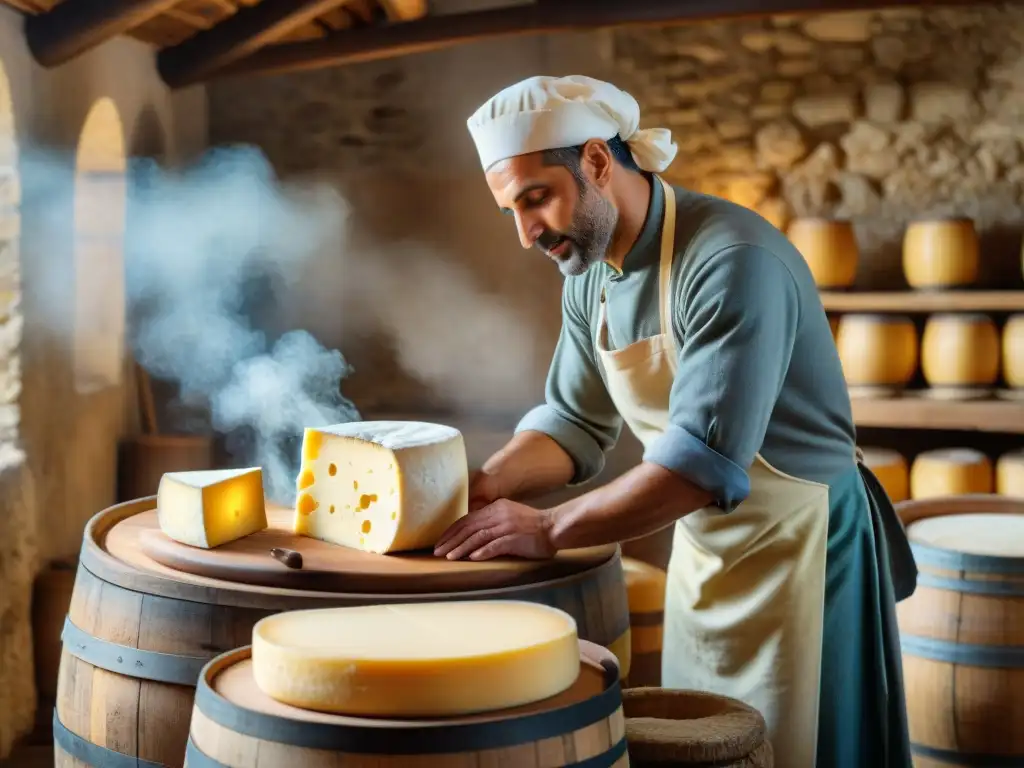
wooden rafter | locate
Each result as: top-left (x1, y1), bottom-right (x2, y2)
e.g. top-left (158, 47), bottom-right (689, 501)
top-left (199, 0), bottom-right (969, 86)
top-left (24, 0), bottom-right (183, 67)
top-left (156, 0), bottom-right (350, 88)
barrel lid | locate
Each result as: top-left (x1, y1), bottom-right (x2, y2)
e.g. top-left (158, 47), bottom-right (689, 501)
top-left (908, 513), bottom-right (1024, 566)
top-left (98, 502), bottom-right (617, 596)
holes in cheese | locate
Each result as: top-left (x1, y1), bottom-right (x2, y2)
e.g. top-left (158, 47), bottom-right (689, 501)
top-left (250, 601), bottom-right (581, 717)
top-left (292, 421), bottom-right (469, 554)
top-left (156, 467), bottom-right (268, 549)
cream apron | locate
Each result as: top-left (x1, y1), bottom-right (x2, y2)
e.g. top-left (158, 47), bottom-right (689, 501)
top-left (594, 177), bottom-right (830, 768)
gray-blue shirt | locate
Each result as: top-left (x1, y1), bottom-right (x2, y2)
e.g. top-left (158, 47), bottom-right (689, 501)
top-left (515, 175), bottom-right (857, 511)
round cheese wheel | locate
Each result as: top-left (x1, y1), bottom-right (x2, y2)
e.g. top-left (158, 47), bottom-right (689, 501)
top-left (251, 601), bottom-right (581, 717)
top-left (1003, 314), bottom-right (1024, 389)
top-left (910, 448), bottom-right (993, 499)
top-left (902, 218), bottom-right (979, 289)
top-left (787, 218), bottom-right (858, 288)
top-left (996, 449), bottom-right (1024, 498)
top-left (920, 313), bottom-right (1000, 388)
top-left (859, 447), bottom-right (909, 503)
top-left (621, 556), bottom-right (667, 614)
top-left (836, 314), bottom-right (918, 388)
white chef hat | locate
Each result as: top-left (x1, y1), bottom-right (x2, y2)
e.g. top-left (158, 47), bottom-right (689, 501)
top-left (466, 75), bottom-right (678, 174)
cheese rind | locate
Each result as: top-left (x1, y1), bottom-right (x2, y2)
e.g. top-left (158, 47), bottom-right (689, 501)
top-left (156, 467), bottom-right (268, 549)
top-left (251, 601), bottom-right (581, 716)
top-left (293, 420), bottom-right (469, 554)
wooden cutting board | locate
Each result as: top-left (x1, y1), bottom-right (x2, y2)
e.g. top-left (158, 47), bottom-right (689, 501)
top-left (133, 505), bottom-right (617, 594)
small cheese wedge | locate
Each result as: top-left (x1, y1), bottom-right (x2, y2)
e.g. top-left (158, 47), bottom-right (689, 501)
top-left (293, 420), bottom-right (468, 554)
top-left (157, 467), bottom-right (268, 549)
top-left (251, 600), bottom-right (581, 716)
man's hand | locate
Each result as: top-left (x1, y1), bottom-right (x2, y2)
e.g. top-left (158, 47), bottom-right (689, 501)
top-left (434, 499), bottom-right (557, 561)
top-left (467, 469), bottom-right (503, 512)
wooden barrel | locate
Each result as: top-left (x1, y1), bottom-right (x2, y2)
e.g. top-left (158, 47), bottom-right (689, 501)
top-left (116, 434), bottom-right (214, 502)
top-left (185, 640), bottom-right (628, 767)
top-left (54, 497), bottom-right (631, 767)
top-left (895, 494), bottom-right (1024, 767)
top-left (621, 688), bottom-right (772, 767)
top-left (621, 556), bottom-right (666, 688)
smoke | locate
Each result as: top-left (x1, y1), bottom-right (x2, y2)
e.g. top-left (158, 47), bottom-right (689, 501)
top-left (119, 146), bottom-right (360, 503)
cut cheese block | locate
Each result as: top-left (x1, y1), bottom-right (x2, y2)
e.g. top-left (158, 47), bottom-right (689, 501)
top-left (157, 467), bottom-right (268, 549)
top-left (294, 420), bottom-right (468, 554)
top-left (251, 601), bottom-right (581, 717)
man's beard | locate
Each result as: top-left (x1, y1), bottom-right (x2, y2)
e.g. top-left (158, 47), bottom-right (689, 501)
top-left (536, 181), bottom-right (617, 277)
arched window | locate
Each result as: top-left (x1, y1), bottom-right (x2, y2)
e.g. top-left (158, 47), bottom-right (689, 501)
top-left (0, 59), bottom-right (20, 445)
top-left (73, 97), bottom-right (127, 394)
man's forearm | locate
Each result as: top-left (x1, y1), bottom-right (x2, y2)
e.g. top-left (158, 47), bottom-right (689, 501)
top-left (481, 430), bottom-right (576, 499)
top-left (546, 461), bottom-right (713, 551)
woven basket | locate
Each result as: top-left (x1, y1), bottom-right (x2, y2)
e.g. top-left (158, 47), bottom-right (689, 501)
top-left (623, 688), bottom-right (773, 767)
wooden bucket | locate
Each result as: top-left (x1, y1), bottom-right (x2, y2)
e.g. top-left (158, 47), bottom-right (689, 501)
top-left (621, 688), bottom-right (772, 767)
top-left (621, 557), bottom-right (666, 688)
top-left (54, 497), bottom-right (631, 767)
top-left (185, 640), bottom-right (627, 767)
top-left (116, 433), bottom-right (214, 502)
top-left (895, 494), bottom-right (1024, 767)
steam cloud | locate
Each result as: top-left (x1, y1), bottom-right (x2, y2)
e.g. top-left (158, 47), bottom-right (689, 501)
top-left (18, 141), bottom-right (546, 505)
top-left (121, 147), bottom-right (360, 503)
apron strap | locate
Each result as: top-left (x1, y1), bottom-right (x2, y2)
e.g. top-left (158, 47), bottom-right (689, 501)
top-left (656, 177), bottom-right (678, 360)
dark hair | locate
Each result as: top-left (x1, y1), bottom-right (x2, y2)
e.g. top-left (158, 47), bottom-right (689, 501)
top-left (540, 134), bottom-right (640, 184)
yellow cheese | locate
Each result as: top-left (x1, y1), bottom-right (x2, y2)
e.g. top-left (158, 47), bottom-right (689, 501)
top-left (156, 467), bottom-right (267, 549)
top-left (835, 314), bottom-right (918, 388)
top-left (621, 556), bottom-right (667, 614)
top-left (1003, 314), bottom-right (1024, 389)
top-left (996, 450), bottom-right (1024, 498)
top-left (859, 447), bottom-right (909, 503)
top-left (902, 218), bottom-right (979, 289)
top-left (251, 601), bottom-right (580, 717)
top-left (910, 448), bottom-right (993, 500)
top-left (921, 313), bottom-right (1000, 388)
top-left (787, 217), bottom-right (859, 289)
top-left (294, 421), bottom-right (468, 554)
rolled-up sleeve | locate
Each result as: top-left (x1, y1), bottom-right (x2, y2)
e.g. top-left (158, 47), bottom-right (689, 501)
top-left (516, 279), bottom-right (623, 485)
top-left (643, 244), bottom-right (800, 511)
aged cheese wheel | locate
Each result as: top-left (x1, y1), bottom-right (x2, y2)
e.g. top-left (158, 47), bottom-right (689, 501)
top-left (1003, 314), bottom-right (1024, 389)
top-left (996, 450), bottom-right (1024, 497)
top-left (920, 313), bottom-right (1000, 391)
top-left (251, 601), bottom-right (581, 716)
top-left (836, 314), bottom-right (918, 392)
top-left (910, 448), bottom-right (993, 499)
top-left (860, 447), bottom-right (909, 503)
top-left (787, 217), bottom-right (858, 288)
top-left (902, 218), bottom-right (979, 289)
top-left (620, 556), bottom-right (667, 688)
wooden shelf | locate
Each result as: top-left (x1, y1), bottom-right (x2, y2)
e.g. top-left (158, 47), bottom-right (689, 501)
top-left (820, 291), bottom-right (1024, 313)
top-left (851, 397), bottom-right (1024, 434)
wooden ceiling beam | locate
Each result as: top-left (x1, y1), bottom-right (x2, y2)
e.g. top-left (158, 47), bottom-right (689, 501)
top-left (185, 0), bottom-right (982, 87)
top-left (156, 0), bottom-right (349, 88)
top-left (25, 0), bottom-right (183, 66)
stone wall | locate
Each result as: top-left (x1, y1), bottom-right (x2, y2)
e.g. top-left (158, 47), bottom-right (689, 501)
top-left (208, 4), bottom-right (1024, 416)
top-left (0, 3), bottom-right (208, 756)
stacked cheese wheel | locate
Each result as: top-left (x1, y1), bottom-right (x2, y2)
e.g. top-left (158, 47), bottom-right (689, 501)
top-left (910, 449), bottom-right (993, 499)
top-left (250, 601), bottom-right (583, 717)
